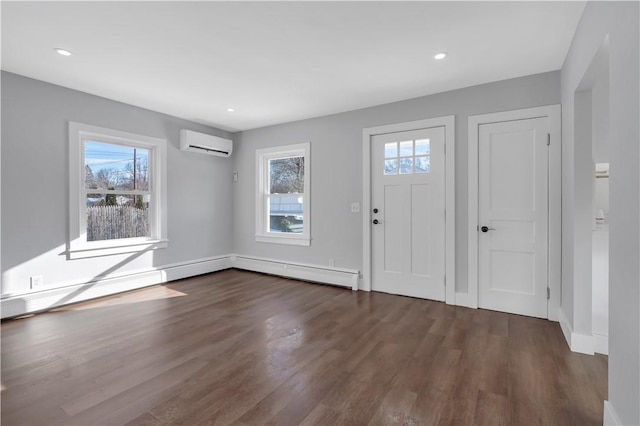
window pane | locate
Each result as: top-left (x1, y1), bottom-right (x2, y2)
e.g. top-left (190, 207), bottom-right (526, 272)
top-left (268, 195), bottom-right (303, 233)
top-left (269, 215), bottom-right (303, 233)
top-left (269, 194), bottom-right (303, 216)
top-left (269, 156), bottom-right (304, 194)
top-left (415, 156), bottom-right (430, 173)
top-left (86, 194), bottom-right (150, 241)
top-left (384, 159), bottom-right (398, 175)
top-left (384, 142), bottom-right (397, 159)
top-left (415, 139), bottom-right (430, 155)
top-left (399, 140), bottom-right (413, 157)
top-left (400, 158), bottom-right (413, 174)
top-left (85, 141), bottom-right (150, 191)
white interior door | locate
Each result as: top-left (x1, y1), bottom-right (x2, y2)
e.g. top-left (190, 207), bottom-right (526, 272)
top-left (371, 127), bottom-right (445, 301)
top-left (478, 118), bottom-right (549, 318)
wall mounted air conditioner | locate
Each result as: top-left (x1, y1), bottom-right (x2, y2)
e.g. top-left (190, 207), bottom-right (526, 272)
top-left (180, 129), bottom-right (233, 158)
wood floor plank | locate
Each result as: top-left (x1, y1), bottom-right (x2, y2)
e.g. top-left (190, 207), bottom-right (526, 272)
top-left (62, 357), bottom-right (209, 426)
top-left (298, 403), bottom-right (341, 426)
top-left (409, 346), bottom-right (464, 425)
top-left (366, 387), bottom-right (417, 426)
top-left (124, 412), bottom-right (163, 426)
top-left (473, 389), bottom-right (512, 426)
top-left (236, 349), bottom-right (344, 425)
top-left (1, 269), bottom-right (608, 426)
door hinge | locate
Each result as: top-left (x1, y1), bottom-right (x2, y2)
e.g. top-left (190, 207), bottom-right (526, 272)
top-left (547, 133), bottom-right (551, 146)
top-left (547, 287), bottom-right (550, 299)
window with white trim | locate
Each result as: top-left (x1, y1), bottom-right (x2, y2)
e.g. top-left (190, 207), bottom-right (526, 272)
top-left (384, 138), bottom-right (430, 175)
top-left (68, 122), bottom-right (168, 259)
top-left (256, 143), bottom-right (310, 246)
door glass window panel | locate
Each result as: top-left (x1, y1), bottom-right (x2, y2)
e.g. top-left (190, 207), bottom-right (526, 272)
top-left (415, 139), bottom-right (430, 156)
top-left (400, 158), bottom-right (413, 174)
top-left (383, 138), bottom-right (431, 175)
top-left (399, 140), bottom-right (413, 157)
top-left (415, 156), bottom-right (430, 173)
top-left (384, 142), bottom-right (397, 159)
top-left (384, 159), bottom-right (399, 175)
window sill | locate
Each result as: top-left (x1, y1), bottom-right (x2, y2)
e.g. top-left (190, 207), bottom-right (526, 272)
top-left (255, 235), bottom-right (310, 246)
top-left (68, 239), bottom-right (169, 260)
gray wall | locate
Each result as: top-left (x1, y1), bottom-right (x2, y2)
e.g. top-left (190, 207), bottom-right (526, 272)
top-left (232, 71), bottom-right (561, 293)
top-left (592, 70), bottom-right (610, 163)
top-left (561, 1), bottom-right (639, 424)
top-left (1, 72), bottom-right (234, 296)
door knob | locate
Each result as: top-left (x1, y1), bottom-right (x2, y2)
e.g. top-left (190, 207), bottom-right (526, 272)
top-left (481, 226), bottom-right (496, 232)
top-left (373, 219), bottom-right (380, 225)
top-left (373, 208), bottom-right (379, 213)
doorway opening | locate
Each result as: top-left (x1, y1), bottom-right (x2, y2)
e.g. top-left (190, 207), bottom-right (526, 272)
top-left (574, 35), bottom-right (610, 355)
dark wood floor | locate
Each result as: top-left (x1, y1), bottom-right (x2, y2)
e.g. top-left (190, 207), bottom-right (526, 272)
top-left (2, 269), bottom-right (607, 425)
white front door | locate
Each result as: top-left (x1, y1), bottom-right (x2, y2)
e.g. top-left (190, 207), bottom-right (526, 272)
top-left (371, 127), bottom-right (445, 300)
top-left (478, 117), bottom-right (549, 318)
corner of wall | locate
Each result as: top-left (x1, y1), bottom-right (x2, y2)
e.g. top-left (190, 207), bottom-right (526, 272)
top-left (558, 306), bottom-right (595, 355)
top-left (454, 291), bottom-right (475, 308)
top-left (603, 400), bottom-right (622, 426)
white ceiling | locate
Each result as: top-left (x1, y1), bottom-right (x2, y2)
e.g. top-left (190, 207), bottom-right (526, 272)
top-left (2, 1), bottom-right (585, 132)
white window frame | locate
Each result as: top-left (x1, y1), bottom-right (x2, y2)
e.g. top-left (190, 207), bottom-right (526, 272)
top-left (255, 143), bottom-right (311, 246)
top-left (68, 122), bottom-right (168, 259)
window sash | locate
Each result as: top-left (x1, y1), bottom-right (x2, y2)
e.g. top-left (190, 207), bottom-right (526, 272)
top-left (81, 141), bottom-right (158, 242)
top-left (82, 137), bottom-right (154, 191)
top-left (265, 193), bottom-right (305, 234)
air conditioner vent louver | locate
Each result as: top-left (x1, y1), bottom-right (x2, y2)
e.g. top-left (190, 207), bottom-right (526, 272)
top-left (187, 144), bottom-right (230, 155)
top-left (180, 130), bottom-right (232, 158)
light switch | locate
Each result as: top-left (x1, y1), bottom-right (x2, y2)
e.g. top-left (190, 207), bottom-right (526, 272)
top-left (351, 203), bottom-right (360, 213)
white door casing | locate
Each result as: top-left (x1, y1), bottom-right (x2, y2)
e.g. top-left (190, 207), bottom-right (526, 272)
top-left (371, 127), bottom-right (445, 300)
top-left (362, 116), bottom-right (455, 304)
top-left (478, 118), bottom-right (549, 318)
top-left (467, 105), bottom-right (561, 320)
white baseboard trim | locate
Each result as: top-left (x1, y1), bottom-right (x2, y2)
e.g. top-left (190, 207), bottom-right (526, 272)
top-left (230, 254), bottom-right (359, 291)
top-left (593, 333), bottom-right (609, 355)
top-left (558, 307), bottom-right (595, 355)
top-left (454, 291), bottom-right (476, 308)
top-left (1, 255), bottom-right (232, 319)
top-left (358, 278), bottom-right (367, 291)
top-left (603, 401), bottom-right (621, 426)
top-left (1, 254), bottom-right (361, 318)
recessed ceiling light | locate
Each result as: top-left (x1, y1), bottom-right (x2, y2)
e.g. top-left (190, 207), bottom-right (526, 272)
top-left (434, 52), bottom-right (447, 60)
top-left (226, 108), bottom-right (235, 112)
top-left (54, 48), bottom-right (72, 56)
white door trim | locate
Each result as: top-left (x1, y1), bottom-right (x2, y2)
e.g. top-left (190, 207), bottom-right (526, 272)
top-left (362, 116), bottom-right (455, 304)
top-left (467, 105), bottom-right (561, 320)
